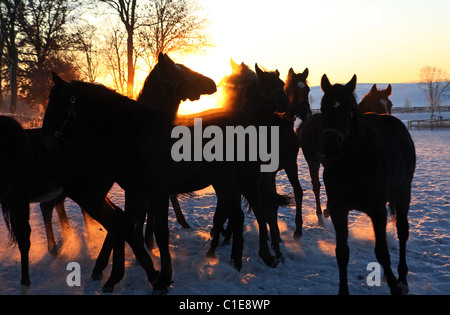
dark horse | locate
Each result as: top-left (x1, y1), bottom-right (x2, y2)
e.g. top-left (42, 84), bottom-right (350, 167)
top-left (0, 116), bottom-right (32, 286)
top-left (296, 83), bottom-right (395, 219)
top-left (270, 67), bottom-right (313, 240)
top-left (319, 74), bottom-right (415, 295)
top-left (136, 62), bottom-right (290, 270)
top-left (42, 53), bottom-right (216, 293)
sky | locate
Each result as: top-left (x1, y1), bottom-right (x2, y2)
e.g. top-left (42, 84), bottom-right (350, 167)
top-left (178, 0), bottom-right (450, 88)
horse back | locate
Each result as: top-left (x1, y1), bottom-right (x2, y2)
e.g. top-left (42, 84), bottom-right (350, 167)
top-left (363, 113), bottom-right (416, 195)
top-left (0, 116), bottom-right (33, 200)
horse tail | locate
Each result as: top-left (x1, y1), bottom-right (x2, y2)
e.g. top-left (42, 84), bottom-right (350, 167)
top-left (1, 202), bottom-right (17, 245)
top-left (247, 173), bottom-right (294, 212)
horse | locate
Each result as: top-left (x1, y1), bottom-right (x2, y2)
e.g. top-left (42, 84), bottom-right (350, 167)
top-left (358, 84), bottom-right (393, 114)
top-left (0, 116), bottom-right (32, 286)
top-left (136, 62), bottom-right (290, 270)
top-left (319, 74), bottom-right (416, 295)
top-left (28, 127), bottom-right (189, 255)
top-left (296, 83), bottom-right (395, 220)
top-left (270, 67), bottom-right (313, 240)
top-left (42, 52), bottom-right (216, 293)
top-left (212, 64), bottom-right (313, 251)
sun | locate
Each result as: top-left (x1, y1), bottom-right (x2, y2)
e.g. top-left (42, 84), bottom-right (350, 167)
top-left (176, 49), bottom-right (234, 116)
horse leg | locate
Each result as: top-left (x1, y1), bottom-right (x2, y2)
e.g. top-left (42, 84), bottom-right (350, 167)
top-left (91, 232), bottom-right (113, 280)
top-left (54, 198), bottom-right (72, 241)
top-left (144, 212), bottom-right (155, 250)
top-left (284, 162), bottom-right (306, 237)
top-left (5, 198), bottom-right (31, 286)
top-left (393, 195), bottom-right (410, 294)
top-left (207, 200), bottom-right (228, 258)
top-left (307, 157), bottom-right (325, 220)
top-left (149, 192), bottom-right (172, 294)
top-left (40, 200), bottom-right (58, 256)
top-left (329, 207), bottom-right (349, 295)
top-left (242, 185), bottom-right (277, 268)
top-left (170, 195), bottom-right (190, 228)
top-left (369, 208), bottom-right (400, 295)
top-left (228, 203), bottom-right (244, 271)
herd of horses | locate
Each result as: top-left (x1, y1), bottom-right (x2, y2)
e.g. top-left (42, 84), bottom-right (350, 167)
top-left (0, 53), bottom-right (416, 295)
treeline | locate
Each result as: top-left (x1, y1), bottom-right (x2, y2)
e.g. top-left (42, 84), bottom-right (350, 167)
top-left (0, 0), bottom-right (211, 115)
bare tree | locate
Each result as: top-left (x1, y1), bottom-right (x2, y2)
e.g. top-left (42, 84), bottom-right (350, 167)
top-left (99, 0), bottom-right (138, 98)
top-left (18, 0), bottom-right (78, 107)
top-left (74, 23), bottom-right (102, 83)
top-left (138, 0), bottom-right (212, 68)
top-left (102, 25), bottom-right (128, 95)
top-left (0, 0), bottom-right (21, 113)
top-left (418, 66), bottom-right (450, 119)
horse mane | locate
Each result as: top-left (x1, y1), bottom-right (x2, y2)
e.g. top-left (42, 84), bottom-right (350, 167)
top-left (70, 80), bottom-right (131, 102)
top-left (219, 63), bottom-right (257, 110)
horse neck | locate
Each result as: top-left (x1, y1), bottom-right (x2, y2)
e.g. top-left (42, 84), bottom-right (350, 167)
top-left (241, 83), bottom-right (273, 126)
top-left (137, 73), bottom-right (181, 121)
top-left (342, 108), bottom-right (379, 161)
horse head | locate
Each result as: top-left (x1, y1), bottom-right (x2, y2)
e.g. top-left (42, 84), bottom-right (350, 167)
top-left (254, 64), bottom-right (289, 114)
top-left (285, 67), bottom-right (312, 121)
top-left (358, 84), bottom-right (393, 114)
top-left (42, 72), bottom-right (77, 146)
top-left (138, 53), bottom-right (216, 108)
top-left (320, 74), bottom-right (358, 164)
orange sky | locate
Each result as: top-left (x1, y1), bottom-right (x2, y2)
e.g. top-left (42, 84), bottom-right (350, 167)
top-left (175, 0), bottom-right (450, 114)
top-left (179, 0), bottom-right (450, 87)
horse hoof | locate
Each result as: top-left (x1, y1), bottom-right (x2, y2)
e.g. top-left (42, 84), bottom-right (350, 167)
top-left (293, 230), bottom-right (303, 239)
top-left (91, 272), bottom-right (104, 281)
top-left (102, 284), bottom-right (115, 293)
top-left (263, 255), bottom-right (278, 268)
top-left (317, 216), bottom-right (324, 226)
top-left (398, 282), bottom-right (409, 295)
top-left (205, 250), bottom-right (216, 259)
top-left (21, 278), bottom-right (31, 286)
top-left (152, 288), bottom-right (168, 295)
top-left (230, 259), bottom-right (242, 272)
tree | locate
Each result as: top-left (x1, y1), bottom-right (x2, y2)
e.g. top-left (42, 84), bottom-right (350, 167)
top-left (418, 66), bottom-right (450, 119)
top-left (99, 0), bottom-right (138, 98)
top-left (102, 25), bottom-right (128, 94)
top-left (18, 0), bottom-right (77, 107)
top-left (73, 23), bottom-right (102, 83)
top-left (137, 0), bottom-right (212, 68)
top-left (0, 0), bottom-right (21, 113)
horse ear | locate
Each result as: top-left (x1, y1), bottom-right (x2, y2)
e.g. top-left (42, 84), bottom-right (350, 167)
top-left (321, 74), bottom-right (332, 93)
top-left (255, 64), bottom-right (263, 78)
top-left (288, 68), bottom-right (295, 77)
top-left (52, 72), bottom-right (65, 85)
top-left (346, 75), bottom-right (357, 92)
top-left (371, 84), bottom-right (378, 93)
top-left (386, 84), bottom-right (392, 96)
top-left (158, 52), bottom-right (165, 63)
top-left (275, 69), bottom-right (280, 77)
top-left (302, 68), bottom-right (309, 79)
top-left (230, 58), bottom-right (239, 72)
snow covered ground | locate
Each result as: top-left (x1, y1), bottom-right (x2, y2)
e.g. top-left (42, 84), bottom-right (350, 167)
top-left (0, 113), bottom-right (449, 295)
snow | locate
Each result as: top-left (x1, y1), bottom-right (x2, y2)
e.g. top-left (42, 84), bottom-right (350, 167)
top-left (310, 83), bottom-right (437, 110)
top-left (0, 113), bottom-right (449, 295)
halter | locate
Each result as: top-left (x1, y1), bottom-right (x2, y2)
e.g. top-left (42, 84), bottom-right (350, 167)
top-left (54, 95), bottom-right (77, 143)
top-left (322, 110), bottom-right (354, 142)
top-left (155, 63), bottom-right (192, 100)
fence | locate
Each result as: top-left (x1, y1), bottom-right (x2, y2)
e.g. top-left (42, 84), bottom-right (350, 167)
top-left (392, 106), bottom-right (450, 114)
top-left (407, 117), bottom-right (450, 130)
